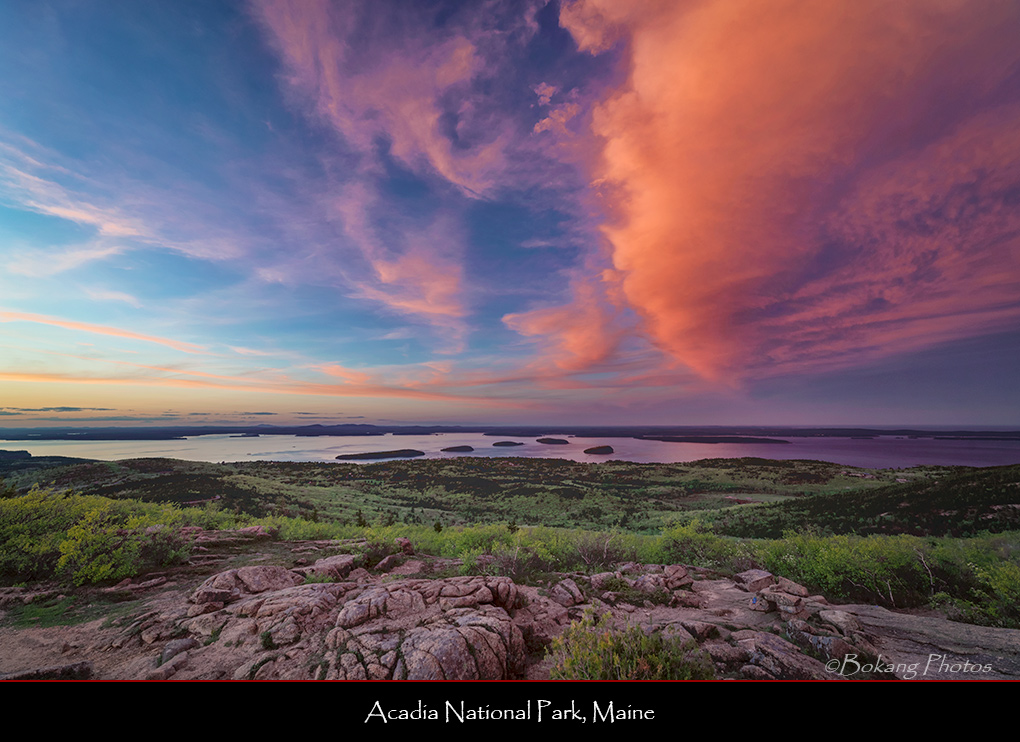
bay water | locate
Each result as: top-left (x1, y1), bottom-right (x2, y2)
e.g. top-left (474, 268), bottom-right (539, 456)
top-left (4, 432), bottom-right (1020, 469)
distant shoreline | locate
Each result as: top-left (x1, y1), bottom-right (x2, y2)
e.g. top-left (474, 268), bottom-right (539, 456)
top-left (637, 435), bottom-right (791, 445)
top-left (2, 424), bottom-right (1017, 442)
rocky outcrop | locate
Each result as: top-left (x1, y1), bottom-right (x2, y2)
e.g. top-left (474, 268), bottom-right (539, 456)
top-left (3, 546), bottom-right (1019, 681)
top-left (175, 573), bottom-right (529, 680)
top-left (75, 565), bottom-right (865, 679)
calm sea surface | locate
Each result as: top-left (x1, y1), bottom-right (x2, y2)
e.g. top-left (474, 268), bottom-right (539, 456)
top-left (3, 433), bottom-right (1020, 469)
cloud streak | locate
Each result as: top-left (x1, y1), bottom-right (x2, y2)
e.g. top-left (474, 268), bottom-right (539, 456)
top-left (0, 311), bottom-right (206, 354)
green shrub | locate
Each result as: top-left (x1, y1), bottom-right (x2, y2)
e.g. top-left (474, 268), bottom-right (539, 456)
top-left (595, 576), bottom-right (671, 606)
top-left (438, 523), bottom-right (514, 558)
top-left (751, 531), bottom-right (935, 606)
top-left (962, 561), bottom-right (1020, 628)
top-left (302, 572), bottom-right (338, 584)
top-left (548, 610), bottom-right (715, 680)
top-left (488, 542), bottom-right (556, 584)
top-left (0, 486), bottom-right (107, 581)
top-left (0, 486), bottom-right (190, 585)
top-left (574, 530), bottom-right (626, 571)
top-left (56, 504), bottom-right (190, 586)
top-left (458, 546), bottom-right (485, 575)
top-left (656, 519), bottom-right (751, 572)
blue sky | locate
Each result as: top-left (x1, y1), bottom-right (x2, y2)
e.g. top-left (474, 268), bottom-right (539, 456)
top-left (1, 0), bottom-right (1019, 428)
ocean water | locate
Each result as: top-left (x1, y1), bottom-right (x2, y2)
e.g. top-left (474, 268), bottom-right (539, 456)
top-left (3, 432), bottom-right (1020, 469)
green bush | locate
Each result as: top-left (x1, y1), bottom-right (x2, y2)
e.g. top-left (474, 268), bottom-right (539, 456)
top-left (458, 546), bottom-right (484, 575)
top-left (548, 610), bottom-right (715, 680)
top-left (56, 504), bottom-right (190, 586)
top-left (962, 561), bottom-right (1020, 628)
top-left (752, 531), bottom-right (935, 607)
top-left (0, 486), bottom-right (191, 585)
top-left (438, 523), bottom-right (515, 558)
top-left (656, 519), bottom-right (751, 572)
top-left (302, 572), bottom-right (338, 584)
top-left (0, 486), bottom-right (106, 581)
top-left (574, 530), bottom-right (626, 570)
top-left (488, 542), bottom-right (557, 584)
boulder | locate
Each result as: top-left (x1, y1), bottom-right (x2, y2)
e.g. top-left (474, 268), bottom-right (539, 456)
top-left (732, 630), bottom-right (832, 680)
top-left (734, 569), bottom-right (775, 592)
top-left (548, 578), bottom-right (585, 607)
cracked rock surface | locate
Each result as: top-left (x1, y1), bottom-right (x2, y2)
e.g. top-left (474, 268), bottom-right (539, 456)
top-left (3, 539), bottom-right (1019, 681)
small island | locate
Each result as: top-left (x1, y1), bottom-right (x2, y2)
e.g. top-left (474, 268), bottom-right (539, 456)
top-left (536, 438), bottom-right (569, 445)
top-left (583, 445), bottom-right (614, 455)
top-left (335, 449), bottom-right (425, 460)
top-left (492, 441), bottom-right (525, 447)
top-left (440, 445), bottom-right (474, 453)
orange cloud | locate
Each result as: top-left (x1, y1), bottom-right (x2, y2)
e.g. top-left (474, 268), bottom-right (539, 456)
top-left (503, 271), bottom-right (625, 371)
top-left (0, 366), bottom-right (526, 408)
top-left (331, 183), bottom-right (467, 343)
top-left (0, 311), bottom-right (206, 354)
top-left (358, 249), bottom-right (465, 320)
top-left (562, 0), bottom-right (1020, 380)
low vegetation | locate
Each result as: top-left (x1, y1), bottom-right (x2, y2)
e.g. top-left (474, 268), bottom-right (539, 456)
top-left (548, 609), bottom-right (715, 680)
top-left (1, 458), bottom-right (1019, 629)
top-left (1, 456), bottom-right (918, 533)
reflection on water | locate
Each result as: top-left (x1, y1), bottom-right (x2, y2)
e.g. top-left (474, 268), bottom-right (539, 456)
top-left (3, 432), bottom-right (1020, 469)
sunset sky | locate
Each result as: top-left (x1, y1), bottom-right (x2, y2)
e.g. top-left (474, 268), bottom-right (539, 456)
top-left (2, 0), bottom-right (1019, 428)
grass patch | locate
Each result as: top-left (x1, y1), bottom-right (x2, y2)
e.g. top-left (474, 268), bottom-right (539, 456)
top-left (4, 592), bottom-right (138, 629)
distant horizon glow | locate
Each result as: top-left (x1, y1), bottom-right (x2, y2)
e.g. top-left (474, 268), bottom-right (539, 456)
top-left (2, 1), bottom-right (1019, 428)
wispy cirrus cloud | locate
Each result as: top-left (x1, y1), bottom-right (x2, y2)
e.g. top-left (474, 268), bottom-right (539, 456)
top-left (0, 157), bottom-right (143, 244)
top-left (0, 406), bottom-right (114, 413)
top-left (0, 310), bottom-right (206, 354)
top-left (0, 136), bottom-right (249, 265)
top-left (330, 182), bottom-right (468, 342)
top-left (0, 361), bottom-right (530, 409)
top-left (249, 0), bottom-right (596, 349)
top-left (251, 0), bottom-right (533, 196)
top-left (81, 288), bottom-right (143, 308)
top-left (8, 243), bottom-right (125, 278)
top-left (247, 1), bottom-right (510, 344)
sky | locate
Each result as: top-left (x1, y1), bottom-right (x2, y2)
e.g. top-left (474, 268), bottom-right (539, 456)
top-left (1, 0), bottom-right (1019, 429)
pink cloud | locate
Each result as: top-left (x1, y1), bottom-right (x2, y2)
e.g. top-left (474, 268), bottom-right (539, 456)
top-left (503, 270), bottom-right (628, 372)
top-left (0, 311), bottom-right (207, 354)
top-left (534, 82), bottom-right (558, 106)
top-left (252, 0), bottom-right (510, 196)
top-left (561, 0), bottom-right (1020, 381)
top-left (329, 183), bottom-right (468, 344)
